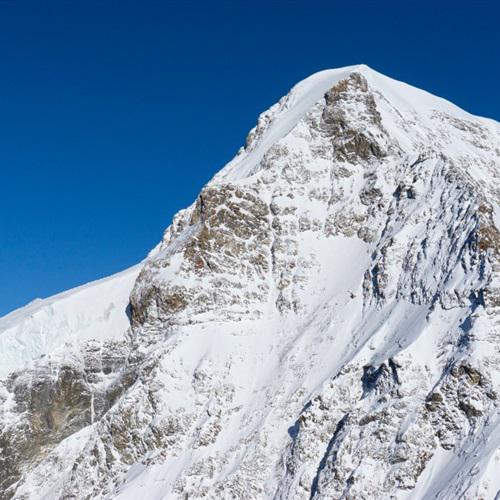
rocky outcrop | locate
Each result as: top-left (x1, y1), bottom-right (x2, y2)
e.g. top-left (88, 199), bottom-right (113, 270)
top-left (0, 341), bottom-right (137, 497)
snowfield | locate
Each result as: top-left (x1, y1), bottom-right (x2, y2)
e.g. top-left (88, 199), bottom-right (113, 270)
top-left (1, 65), bottom-right (499, 499)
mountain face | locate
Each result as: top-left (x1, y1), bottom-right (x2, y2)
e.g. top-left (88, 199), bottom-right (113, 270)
top-left (1, 65), bottom-right (500, 499)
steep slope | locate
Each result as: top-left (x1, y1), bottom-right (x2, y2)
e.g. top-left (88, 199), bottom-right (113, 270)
top-left (1, 65), bottom-right (499, 500)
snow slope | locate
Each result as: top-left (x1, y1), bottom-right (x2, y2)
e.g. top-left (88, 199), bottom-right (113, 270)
top-left (1, 65), bottom-right (499, 500)
top-left (0, 265), bottom-right (140, 378)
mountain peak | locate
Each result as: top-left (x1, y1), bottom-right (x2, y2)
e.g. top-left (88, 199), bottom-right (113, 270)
top-left (215, 65), bottom-right (499, 210)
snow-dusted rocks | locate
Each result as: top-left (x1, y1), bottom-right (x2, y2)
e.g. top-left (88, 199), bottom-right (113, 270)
top-left (1, 65), bottom-right (499, 499)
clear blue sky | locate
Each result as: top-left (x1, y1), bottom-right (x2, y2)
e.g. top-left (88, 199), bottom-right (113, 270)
top-left (1, 0), bottom-right (498, 316)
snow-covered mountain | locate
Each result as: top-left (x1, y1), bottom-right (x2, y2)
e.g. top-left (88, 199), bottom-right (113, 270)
top-left (1, 64), bottom-right (499, 499)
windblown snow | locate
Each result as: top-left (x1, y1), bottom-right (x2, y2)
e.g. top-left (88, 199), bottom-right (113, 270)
top-left (0, 265), bottom-right (141, 379)
top-left (1, 65), bottom-right (499, 500)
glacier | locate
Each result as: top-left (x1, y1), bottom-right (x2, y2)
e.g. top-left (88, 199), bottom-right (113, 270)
top-left (0, 65), bottom-right (499, 499)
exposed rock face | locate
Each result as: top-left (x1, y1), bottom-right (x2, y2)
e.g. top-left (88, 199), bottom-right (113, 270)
top-left (0, 341), bottom-right (137, 497)
top-left (1, 65), bottom-right (500, 499)
top-left (130, 184), bottom-right (272, 328)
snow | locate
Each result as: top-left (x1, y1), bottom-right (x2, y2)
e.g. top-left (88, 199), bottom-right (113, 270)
top-left (0, 264), bottom-right (141, 378)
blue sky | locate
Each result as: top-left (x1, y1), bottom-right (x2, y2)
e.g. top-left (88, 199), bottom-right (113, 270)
top-left (1, 0), bottom-right (499, 315)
